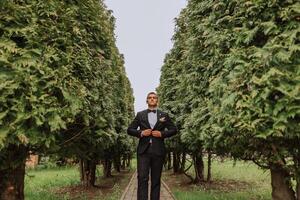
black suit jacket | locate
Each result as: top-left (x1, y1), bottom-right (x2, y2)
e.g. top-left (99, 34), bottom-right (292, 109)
top-left (127, 109), bottom-right (178, 156)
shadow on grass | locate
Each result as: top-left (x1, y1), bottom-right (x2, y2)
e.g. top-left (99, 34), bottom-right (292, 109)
top-left (54, 169), bottom-right (134, 200)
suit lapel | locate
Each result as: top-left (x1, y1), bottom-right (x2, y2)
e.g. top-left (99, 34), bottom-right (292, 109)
top-left (153, 109), bottom-right (161, 130)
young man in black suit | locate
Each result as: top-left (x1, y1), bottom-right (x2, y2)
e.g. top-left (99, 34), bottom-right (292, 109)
top-left (127, 92), bottom-right (178, 200)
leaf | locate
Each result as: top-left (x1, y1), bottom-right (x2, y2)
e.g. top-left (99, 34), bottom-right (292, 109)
top-left (0, 127), bottom-right (10, 146)
top-left (0, 110), bottom-right (9, 121)
top-left (17, 133), bottom-right (29, 144)
top-left (48, 114), bottom-right (66, 132)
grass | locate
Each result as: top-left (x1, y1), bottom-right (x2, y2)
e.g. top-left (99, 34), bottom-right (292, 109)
top-left (173, 191), bottom-right (269, 200)
top-left (24, 157), bottom-right (272, 200)
top-left (163, 158), bottom-right (272, 200)
top-left (25, 165), bottom-right (134, 200)
top-left (25, 166), bottom-right (79, 200)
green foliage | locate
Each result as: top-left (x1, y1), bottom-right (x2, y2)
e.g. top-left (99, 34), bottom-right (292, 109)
top-left (158, 0), bottom-right (300, 188)
top-left (0, 0), bottom-right (135, 170)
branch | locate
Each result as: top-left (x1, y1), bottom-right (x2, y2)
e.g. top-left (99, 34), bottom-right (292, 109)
top-left (182, 162), bottom-right (194, 182)
top-left (251, 159), bottom-right (270, 169)
top-left (59, 127), bottom-right (88, 146)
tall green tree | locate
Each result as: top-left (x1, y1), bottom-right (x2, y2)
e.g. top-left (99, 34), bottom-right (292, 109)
top-left (0, 0), bottom-right (134, 199)
top-left (158, 1), bottom-right (300, 199)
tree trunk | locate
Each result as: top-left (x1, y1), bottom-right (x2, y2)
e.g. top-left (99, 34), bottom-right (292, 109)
top-left (164, 152), bottom-right (170, 170)
top-left (193, 152), bottom-right (204, 183)
top-left (167, 152), bottom-right (172, 170)
top-left (0, 144), bottom-right (27, 200)
top-left (294, 155), bottom-right (300, 200)
top-left (80, 160), bottom-right (84, 181)
top-left (173, 151), bottom-right (180, 173)
top-left (121, 156), bottom-right (126, 170)
top-left (179, 152), bottom-right (186, 173)
top-left (207, 150), bottom-right (212, 182)
top-left (113, 155), bottom-right (121, 172)
top-left (126, 155), bottom-right (131, 168)
top-left (79, 159), bottom-right (96, 187)
top-left (270, 168), bottom-right (296, 200)
top-left (297, 180), bottom-right (300, 200)
top-left (103, 158), bottom-right (112, 178)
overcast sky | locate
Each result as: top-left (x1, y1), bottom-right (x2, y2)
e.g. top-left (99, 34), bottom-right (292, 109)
top-left (104, 0), bottom-right (186, 112)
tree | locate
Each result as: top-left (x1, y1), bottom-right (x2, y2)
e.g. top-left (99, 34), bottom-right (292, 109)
top-left (158, 1), bottom-right (300, 199)
top-left (157, 14), bottom-right (188, 174)
top-left (0, 0), bottom-right (134, 198)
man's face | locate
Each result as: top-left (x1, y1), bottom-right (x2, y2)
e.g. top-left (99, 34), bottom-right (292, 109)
top-left (147, 94), bottom-right (158, 107)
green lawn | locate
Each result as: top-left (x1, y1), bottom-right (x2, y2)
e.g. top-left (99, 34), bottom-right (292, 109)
top-left (24, 158), bottom-right (271, 200)
top-left (25, 166), bottom-right (79, 200)
top-left (164, 158), bottom-right (272, 200)
top-left (25, 165), bottom-right (133, 200)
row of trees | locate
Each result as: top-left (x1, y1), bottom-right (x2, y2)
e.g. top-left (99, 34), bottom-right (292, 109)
top-left (0, 1), bottom-right (135, 200)
top-left (158, 0), bottom-right (300, 200)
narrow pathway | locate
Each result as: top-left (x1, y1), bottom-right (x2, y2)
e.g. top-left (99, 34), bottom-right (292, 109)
top-left (120, 170), bottom-right (176, 200)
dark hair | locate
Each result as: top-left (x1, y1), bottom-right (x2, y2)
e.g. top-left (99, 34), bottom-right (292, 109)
top-left (146, 92), bottom-right (158, 99)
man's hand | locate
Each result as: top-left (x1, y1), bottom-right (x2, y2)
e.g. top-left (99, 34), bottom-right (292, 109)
top-left (141, 129), bottom-right (152, 137)
top-left (152, 130), bottom-right (162, 138)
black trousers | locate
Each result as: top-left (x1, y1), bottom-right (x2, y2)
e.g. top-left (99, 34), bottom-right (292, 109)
top-left (137, 144), bottom-right (165, 200)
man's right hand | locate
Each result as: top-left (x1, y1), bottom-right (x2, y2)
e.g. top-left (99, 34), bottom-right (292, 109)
top-left (141, 129), bottom-right (152, 137)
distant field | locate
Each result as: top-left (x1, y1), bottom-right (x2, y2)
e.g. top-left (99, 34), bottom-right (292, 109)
top-left (163, 158), bottom-right (271, 200)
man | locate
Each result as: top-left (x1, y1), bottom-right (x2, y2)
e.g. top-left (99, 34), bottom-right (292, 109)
top-left (127, 92), bottom-right (178, 200)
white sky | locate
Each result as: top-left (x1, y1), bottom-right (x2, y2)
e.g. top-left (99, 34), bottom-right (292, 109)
top-left (104, 0), bottom-right (187, 112)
